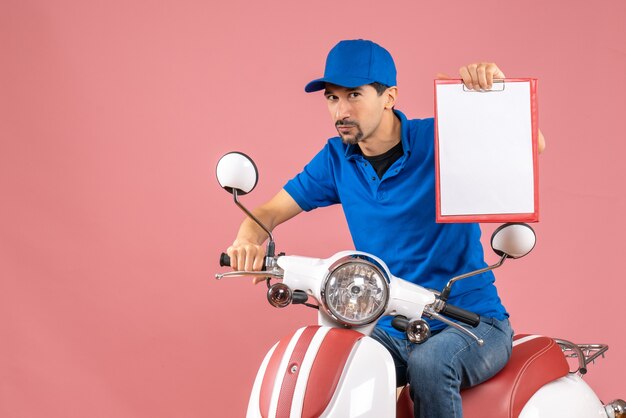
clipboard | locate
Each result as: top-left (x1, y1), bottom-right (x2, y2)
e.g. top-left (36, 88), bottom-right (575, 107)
top-left (434, 78), bottom-right (539, 223)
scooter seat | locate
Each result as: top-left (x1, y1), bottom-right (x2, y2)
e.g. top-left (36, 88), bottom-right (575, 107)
top-left (396, 334), bottom-right (570, 418)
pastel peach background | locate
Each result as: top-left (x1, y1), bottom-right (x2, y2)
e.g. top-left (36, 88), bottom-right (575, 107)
top-left (1, 0), bottom-right (625, 417)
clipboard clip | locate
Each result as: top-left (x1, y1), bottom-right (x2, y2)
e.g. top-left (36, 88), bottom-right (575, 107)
top-left (462, 79), bottom-right (505, 92)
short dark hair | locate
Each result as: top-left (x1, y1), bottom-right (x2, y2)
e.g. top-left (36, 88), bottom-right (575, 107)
top-left (369, 82), bottom-right (389, 96)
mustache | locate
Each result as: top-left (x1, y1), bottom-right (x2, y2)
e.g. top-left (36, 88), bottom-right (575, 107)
top-left (336, 120), bottom-right (359, 127)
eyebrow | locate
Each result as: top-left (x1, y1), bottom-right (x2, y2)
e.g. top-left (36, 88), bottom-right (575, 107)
top-left (324, 86), bottom-right (364, 96)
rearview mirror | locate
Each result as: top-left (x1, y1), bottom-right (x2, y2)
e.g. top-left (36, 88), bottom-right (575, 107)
top-left (216, 152), bottom-right (258, 195)
top-left (215, 151), bottom-right (275, 257)
top-left (490, 223), bottom-right (536, 259)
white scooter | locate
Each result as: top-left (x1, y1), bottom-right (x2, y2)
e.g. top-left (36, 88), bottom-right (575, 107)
top-left (215, 151), bottom-right (625, 418)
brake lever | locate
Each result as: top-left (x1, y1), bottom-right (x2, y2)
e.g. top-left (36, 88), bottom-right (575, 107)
top-left (424, 307), bottom-right (484, 346)
top-left (214, 270), bottom-right (283, 280)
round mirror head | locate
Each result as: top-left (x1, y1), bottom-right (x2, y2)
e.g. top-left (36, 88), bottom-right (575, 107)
top-left (491, 223), bottom-right (536, 259)
top-left (216, 152), bottom-right (258, 195)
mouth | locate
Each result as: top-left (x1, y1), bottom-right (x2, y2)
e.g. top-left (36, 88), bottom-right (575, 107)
top-left (337, 125), bottom-right (355, 134)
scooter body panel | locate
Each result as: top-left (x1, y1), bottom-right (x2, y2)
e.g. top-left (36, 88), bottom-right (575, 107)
top-left (247, 341), bottom-right (279, 418)
top-left (319, 336), bottom-right (396, 418)
top-left (246, 326), bottom-right (396, 418)
top-left (519, 374), bottom-right (606, 418)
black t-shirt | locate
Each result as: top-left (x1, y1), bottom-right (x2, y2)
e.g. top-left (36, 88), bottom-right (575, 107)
top-left (362, 140), bottom-right (404, 179)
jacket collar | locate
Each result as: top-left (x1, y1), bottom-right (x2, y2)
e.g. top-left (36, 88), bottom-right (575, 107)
top-left (344, 109), bottom-right (410, 160)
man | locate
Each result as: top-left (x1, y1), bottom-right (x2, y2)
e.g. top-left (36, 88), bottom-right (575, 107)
top-left (227, 39), bottom-right (545, 417)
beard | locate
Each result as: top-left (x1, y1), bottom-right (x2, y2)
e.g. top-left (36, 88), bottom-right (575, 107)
top-left (336, 120), bottom-right (364, 145)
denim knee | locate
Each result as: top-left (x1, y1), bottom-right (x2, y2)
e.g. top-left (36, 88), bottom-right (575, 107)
top-left (407, 343), bottom-right (460, 393)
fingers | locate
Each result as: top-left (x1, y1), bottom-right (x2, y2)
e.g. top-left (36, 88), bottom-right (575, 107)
top-left (467, 64), bottom-right (481, 90)
top-left (227, 243), bottom-right (266, 271)
top-left (477, 65), bottom-right (488, 89)
top-left (459, 66), bottom-right (472, 89)
top-left (459, 63), bottom-right (506, 90)
top-left (226, 246), bottom-right (238, 269)
top-left (253, 254), bottom-right (265, 271)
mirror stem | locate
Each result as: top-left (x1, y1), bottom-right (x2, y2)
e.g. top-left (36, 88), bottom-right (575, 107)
top-left (439, 254), bottom-right (507, 302)
top-left (232, 189), bottom-right (275, 255)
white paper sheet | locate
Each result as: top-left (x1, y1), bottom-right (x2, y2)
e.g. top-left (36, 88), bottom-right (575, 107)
top-left (436, 80), bottom-right (536, 218)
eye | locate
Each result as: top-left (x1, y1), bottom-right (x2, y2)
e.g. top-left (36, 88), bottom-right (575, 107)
top-left (348, 92), bottom-right (360, 98)
top-left (326, 95), bottom-right (338, 101)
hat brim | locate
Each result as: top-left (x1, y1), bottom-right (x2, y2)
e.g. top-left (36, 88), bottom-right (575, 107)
top-left (304, 75), bottom-right (379, 93)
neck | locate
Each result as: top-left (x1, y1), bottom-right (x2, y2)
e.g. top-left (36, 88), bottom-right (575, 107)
top-left (358, 110), bottom-right (402, 157)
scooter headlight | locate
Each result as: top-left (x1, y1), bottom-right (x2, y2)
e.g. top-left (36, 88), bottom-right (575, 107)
top-left (321, 256), bottom-right (390, 326)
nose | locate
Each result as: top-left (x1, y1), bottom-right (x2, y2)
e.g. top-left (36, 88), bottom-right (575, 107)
top-left (335, 99), bottom-right (351, 120)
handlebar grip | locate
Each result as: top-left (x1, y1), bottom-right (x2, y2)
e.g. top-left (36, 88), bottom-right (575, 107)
top-left (391, 315), bottom-right (409, 332)
top-left (219, 252), bottom-right (268, 270)
top-left (219, 253), bottom-right (231, 267)
top-left (440, 304), bottom-right (480, 328)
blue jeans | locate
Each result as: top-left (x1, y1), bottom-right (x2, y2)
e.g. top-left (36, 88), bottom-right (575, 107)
top-left (371, 316), bottom-right (513, 418)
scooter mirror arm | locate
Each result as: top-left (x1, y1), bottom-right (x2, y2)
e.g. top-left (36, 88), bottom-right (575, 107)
top-left (232, 189), bottom-right (276, 259)
top-left (439, 253), bottom-right (508, 302)
top-left (424, 307), bottom-right (484, 346)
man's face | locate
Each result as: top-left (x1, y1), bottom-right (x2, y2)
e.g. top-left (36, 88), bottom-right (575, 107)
top-left (324, 84), bottom-right (387, 145)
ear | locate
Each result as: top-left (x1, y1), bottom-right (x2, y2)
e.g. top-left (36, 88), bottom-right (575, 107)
top-left (384, 86), bottom-right (398, 109)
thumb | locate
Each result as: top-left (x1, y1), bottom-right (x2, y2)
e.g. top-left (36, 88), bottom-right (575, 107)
top-left (436, 72), bottom-right (452, 80)
top-left (253, 277), bottom-right (266, 285)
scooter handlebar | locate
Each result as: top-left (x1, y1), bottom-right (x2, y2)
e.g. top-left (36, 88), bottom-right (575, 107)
top-left (440, 304), bottom-right (481, 328)
top-left (219, 252), bottom-right (268, 271)
top-left (219, 252), bottom-right (231, 267)
top-left (220, 252), bottom-right (479, 327)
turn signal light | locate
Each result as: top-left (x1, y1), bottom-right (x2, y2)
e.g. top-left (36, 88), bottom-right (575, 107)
top-left (267, 283), bottom-right (292, 308)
